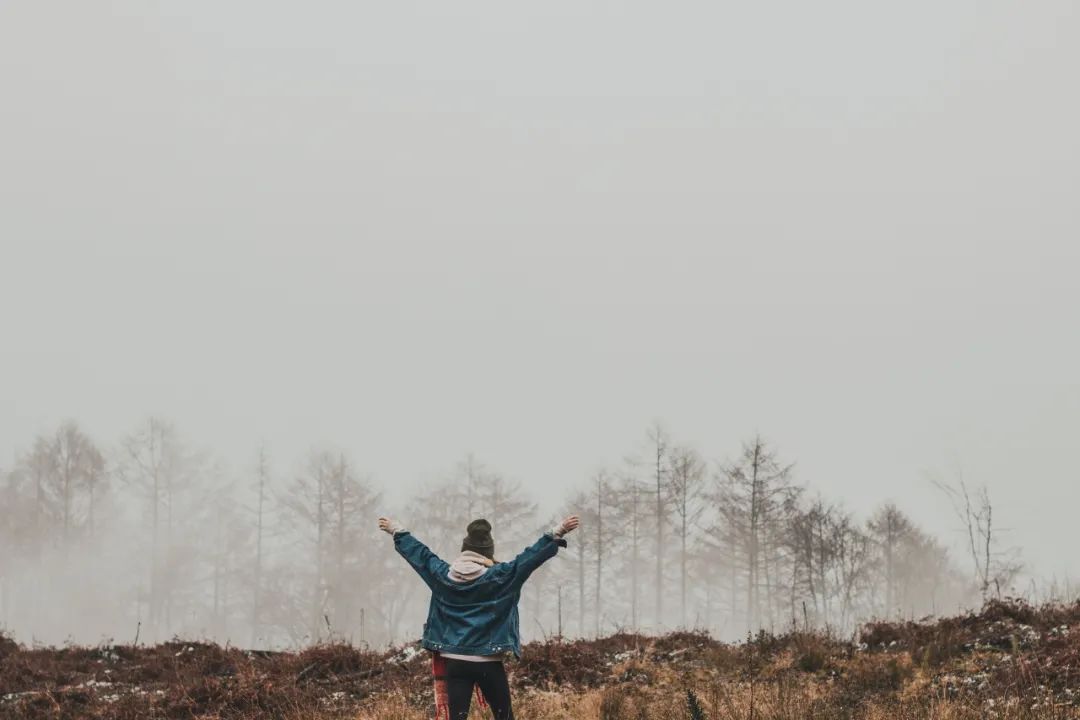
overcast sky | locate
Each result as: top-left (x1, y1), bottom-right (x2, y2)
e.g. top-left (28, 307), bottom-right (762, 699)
top-left (2, 1), bottom-right (1077, 581)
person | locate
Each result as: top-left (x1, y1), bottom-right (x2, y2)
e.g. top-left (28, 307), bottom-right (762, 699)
top-left (379, 513), bottom-right (579, 720)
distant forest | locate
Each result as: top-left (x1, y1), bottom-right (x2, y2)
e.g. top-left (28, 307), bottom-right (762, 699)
top-left (0, 419), bottom-right (1026, 649)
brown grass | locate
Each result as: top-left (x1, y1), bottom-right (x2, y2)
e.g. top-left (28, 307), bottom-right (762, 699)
top-left (4, 599), bottom-right (1080, 719)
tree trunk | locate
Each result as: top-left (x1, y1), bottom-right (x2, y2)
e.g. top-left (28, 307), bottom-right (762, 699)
top-left (631, 482), bottom-right (639, 631)
top-left (251, 448), bottom-right (266, 648)
top-left (680, 509), bottom-right (687, 628)
top-left (655, 438), bottom-right (664, 630)
top-left (577, 535), bottom-right (586, 636)
top-left (595, 476), bottom-right (603, 638)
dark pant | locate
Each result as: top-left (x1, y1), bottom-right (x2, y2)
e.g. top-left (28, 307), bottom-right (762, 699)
top-left (445, 658), bottom-right (514, 720)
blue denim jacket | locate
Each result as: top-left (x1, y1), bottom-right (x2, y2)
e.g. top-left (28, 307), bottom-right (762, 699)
top-left (394, 530), bottom-right (567, 657)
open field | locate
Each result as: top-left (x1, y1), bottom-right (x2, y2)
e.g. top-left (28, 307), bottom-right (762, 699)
top-left (4, 600), bottom-right (1080, 719)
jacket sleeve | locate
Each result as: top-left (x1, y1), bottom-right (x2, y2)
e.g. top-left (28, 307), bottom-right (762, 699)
top-left (505, 532), bottom-right (567, 587)
top-left (393, 531), bottom-right (449, 591)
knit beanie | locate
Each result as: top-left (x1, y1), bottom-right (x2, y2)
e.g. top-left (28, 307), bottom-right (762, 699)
top-left (461, 519), bottom-right (495, 560)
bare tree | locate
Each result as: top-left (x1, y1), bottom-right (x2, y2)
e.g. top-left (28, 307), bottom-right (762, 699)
top-left (786, 499), bottom-right (880, 632)
top-left (704, 460), bottom-right (744, 637)
top-left (49, 422), bottom-right (105, 547)
top-left (866, 503), bottom-right (914, 617)
top-left (279, 450), bottom-right (380, 643)
top-left (279, 450), bottom-right (333, 641)
top-left (204, 462), bottom-right (250, 639)
top-left (612, 470), bottom-right (646, 631)
top-left (26, 438), bottom-right (56, 547)
top-left (933, 474), bottom-right (1022, 602)
top-left (667, 446), bottom-right (707, 628)
top-left (719, 436), bottom-right (798, 633)
top-left (328, 453), bottom-right (381, 638)
top-left (528, 489), bottom-right (591, 638)
top-left (832, 513), bottom-right (873, 630)
top-left (120, 418), bottom-right (193, 640)
top-left (789, 498), bottom-right (831, 626)
top-left (590, 469), bottom-right (615, 637)
top-left (0, 466), bottom-right (37, 626)
top-left (250, 445), bottom-right (271, 648)
top-left (645, 422), bottom-right (670, 630)
top-left (575, 490), bottom-right (589, 636)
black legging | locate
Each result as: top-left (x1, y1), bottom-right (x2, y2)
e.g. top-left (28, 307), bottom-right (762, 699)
top-left (445, 658), bottom-right (514, 720)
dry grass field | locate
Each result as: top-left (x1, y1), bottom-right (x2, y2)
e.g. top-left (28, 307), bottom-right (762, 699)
top-left (4, 599), bottom-right (1080, 719)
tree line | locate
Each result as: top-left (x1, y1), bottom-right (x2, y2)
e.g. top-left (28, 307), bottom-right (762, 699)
top-left (0, 419), bottom-right (1020, 649)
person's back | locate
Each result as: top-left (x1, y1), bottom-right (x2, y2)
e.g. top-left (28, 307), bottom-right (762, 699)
top-left (380, 515), bottom-right (579, 720)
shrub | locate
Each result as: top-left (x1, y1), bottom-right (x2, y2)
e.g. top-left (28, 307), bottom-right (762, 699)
top-left (793, 633), bottom-right (829, 673)
top-left (0, 631), bottom-right (19, 660)
top-left (686, 688), bottom-right (708, 720)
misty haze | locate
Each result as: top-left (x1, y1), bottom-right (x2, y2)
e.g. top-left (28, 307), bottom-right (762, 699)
top-left (2, 2), bottom-right (1078, 719)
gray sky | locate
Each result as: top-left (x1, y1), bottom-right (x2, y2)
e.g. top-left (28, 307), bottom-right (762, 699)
top-left (2, 2), bottom-right (1077, 580)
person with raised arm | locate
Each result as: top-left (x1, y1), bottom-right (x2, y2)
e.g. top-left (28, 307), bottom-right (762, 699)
top-left (379, 513), bottom-right (579, 720)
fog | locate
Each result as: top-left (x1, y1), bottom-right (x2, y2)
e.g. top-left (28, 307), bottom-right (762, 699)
top-left (1, 2), bottom-right (1078, 648)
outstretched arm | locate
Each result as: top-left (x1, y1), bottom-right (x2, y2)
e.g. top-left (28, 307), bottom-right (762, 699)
top-left (379, 516), bottom-right (448, 590)
top-left (506, 515), bottom-right (580, 586)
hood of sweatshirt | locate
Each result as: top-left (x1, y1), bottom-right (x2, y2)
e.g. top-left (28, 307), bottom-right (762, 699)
top-left (447, 550), bottom-right (495, 583)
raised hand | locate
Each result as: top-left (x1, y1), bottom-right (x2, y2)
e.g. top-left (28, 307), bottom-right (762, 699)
top-left (554, 515), bottom-right (580, 537)
top-left (378, 517), bottom-right (403, 535)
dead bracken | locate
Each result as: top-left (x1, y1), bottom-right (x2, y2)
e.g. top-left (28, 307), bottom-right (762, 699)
top-left (4, 599), bottom-right (1080, 719)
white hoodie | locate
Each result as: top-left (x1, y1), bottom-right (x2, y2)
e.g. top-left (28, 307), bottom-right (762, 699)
top-left (447, 550), bottom-right (495, 583)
